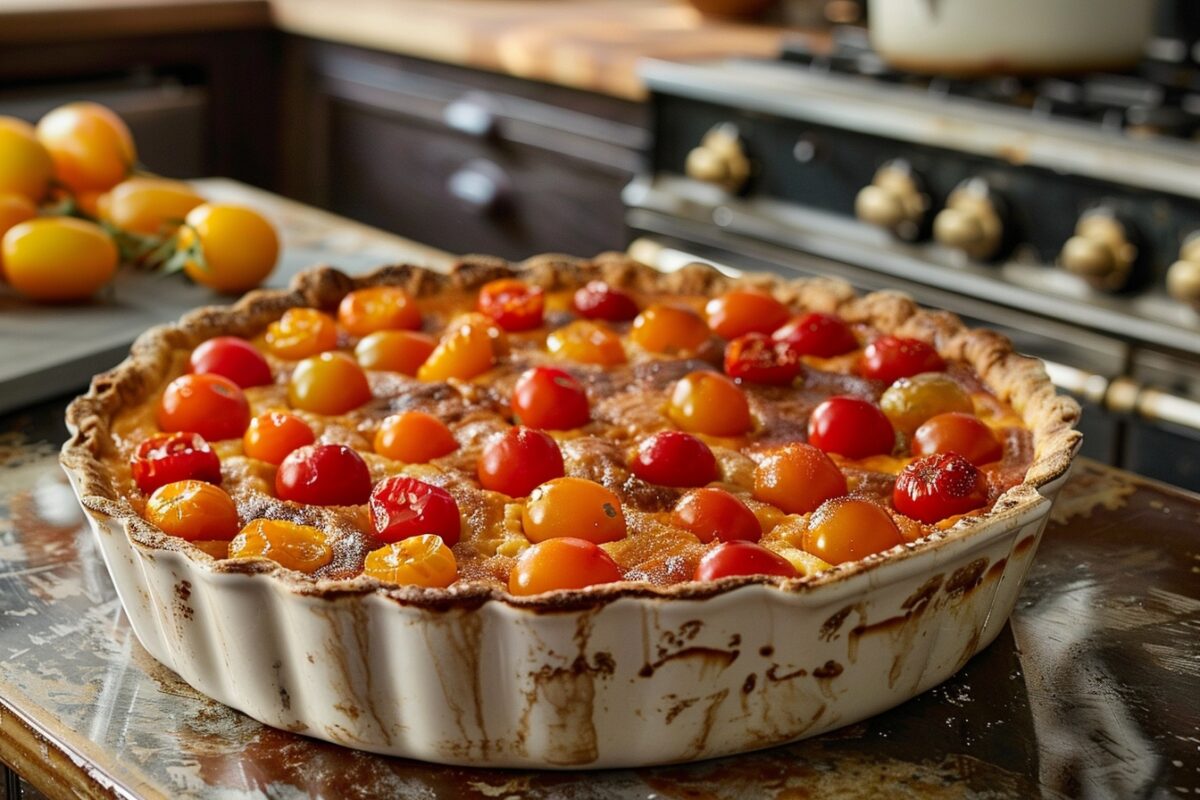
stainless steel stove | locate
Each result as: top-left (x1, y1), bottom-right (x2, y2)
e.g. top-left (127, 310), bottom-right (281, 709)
top-left (624, 29), bottom-right (1200, 490)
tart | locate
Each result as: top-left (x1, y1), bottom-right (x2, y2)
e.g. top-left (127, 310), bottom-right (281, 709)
top-left (61, 253), bottom-right (1081, 767)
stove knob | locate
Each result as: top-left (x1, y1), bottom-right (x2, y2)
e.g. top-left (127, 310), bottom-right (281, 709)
top-left (932, 180), bottom-right (1004, 261)
top-left (854, 161), bottom-right (929, 241)
top-left (1167, 234), bottom-right (1200, 311)
top-left (1060, 212), bottom-right (1136, 292)
top-left (685, 123), bottom-right (750, 193)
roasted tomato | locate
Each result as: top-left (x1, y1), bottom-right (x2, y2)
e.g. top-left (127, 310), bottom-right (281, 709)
top-left (705, 290), bottom-right (790, 340)
top-left (879, 372), bottom-right (973, 436)
top-left (477, 278), bottom-right (544, 331)
top-left (230, 519), bottom-right (333, 573)
top-left (354, 330), bottom-right (436, 375)
top-left (417, 315), bottom-right (498, 382)
top-left (522, 477), bottom-right (626, 544)
top-left (672, 488), bottom-right (761, 544)
top-left (275, 444), bottom-right (372, 506)
top-left (189, 336), bottom-right (272, 388)
top-left (546, 320), bottom-right (626, 366)
top-left (130, 432), bottom-right (221, 494)
top-left (629, 304), bottom-right (710, 354)
top-left (265, 308), bottom-right (338, 360)
top-left (144, 480), bottom-right (239, 542)
top-left (374, 411), bottom-right (458, 463)
top-left (288, 352), bottom-right (372, 415)
top-left (860, 336), bottom-right (945, 384)
top-left (572, 281), bottom-right (638, 321)
top-left (242, 411), bottom-right (315, 465)
top-left (893, 453), bottom-right (989, 523)
top-left (507, 537), bottom-right (623, 596)
top-left (157, 373), bottom-right (250, 441)
top-left (337, 286), bottom-right (421, 336)
top-left (630, 431), bottom-right (719, 487)
top-left (724, 333), bottom-right (802, 385)
top-left (912, 412), bottom-right (1003, 465)
top-left (752, 443), bottom-right (847, 515)
top-left (807, 396), bottom-right (895, 459)
top-left (369, 475), bottom-right (462, 546)
top-left (803, 497), bottom-right (904, 565)
top-left (477, 427), bottom-right (564, 497)
top-left (668, 371), bottom-right (752, 436)
top-left (772, 312), bottom-right (858, 358)
top-left (693, 541), bottom-right (797, 581)
top-left (363, 535), bottom-right (458, 588)
top-left (511, 366), bottom-right (590, 430)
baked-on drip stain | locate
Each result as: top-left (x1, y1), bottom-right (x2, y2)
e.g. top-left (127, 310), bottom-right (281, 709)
top-left (639, 647), bottom-right (740, 678)
top-left (819, 605), bottom-right (854, 642)
top-left (945, 558), bottom-right (990, 597)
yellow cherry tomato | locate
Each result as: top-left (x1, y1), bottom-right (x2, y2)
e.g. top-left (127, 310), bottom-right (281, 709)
top-left (230, 518), bottom-right (333, 573)
top-left (145, 480), bottom-right (240, 542)
top-left (0, 117), bottom-right (53, 202)
top-left (36, 102), bottom-right (135, 193)
top-left (2, 217), bottom-right (117, 302)
top-left (178, 203), bottom-right (278, 294)
top-left (363, 534), bottom-right (458, 588)
top-left (102, 177), bottom-right (204, 235)
top-left (0, 193), bottom-right (38, 280)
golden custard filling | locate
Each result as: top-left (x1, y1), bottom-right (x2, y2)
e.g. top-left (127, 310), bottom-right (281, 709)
top-left (103, 275), bottom-right (1033, 596)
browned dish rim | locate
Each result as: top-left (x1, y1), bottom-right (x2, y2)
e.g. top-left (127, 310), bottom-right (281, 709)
top-left (61, 253), bottom-right (1082, 612)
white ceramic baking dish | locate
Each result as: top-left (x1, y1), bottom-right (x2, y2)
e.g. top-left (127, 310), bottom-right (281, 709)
top-left (61, 256), bottom-right (1081, 768)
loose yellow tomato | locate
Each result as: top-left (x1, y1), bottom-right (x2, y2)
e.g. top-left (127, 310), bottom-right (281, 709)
top-left (265, 308), bottom-right (338, 360)
top-left (337, 286), bottom-right (421, 336)
top-left (288, 352), bottom-right (372, 415)
top-left (230, 518), bottom-right (333, 573)
top-left (102, 177), bottom-right (204, 235)
top-left (667, 370), bottom-right (752, 436)
top-left (0, 117), bottom-right (53, 202)
top-left (546, 320), bottom-right (626, 366)
top-left (363, 534), bottom-right (458, 588)
top-left (36, 102), bottom-right (135, 193)
top-left (522, 477), bottom-right (627, 544)
top-left (2, 217), bottom-right (117, 302)
top-left (144, 480), bottom-right (240, 542)
top-left (0, 193), bottom-right (37, 280)
top-left (178, 203), bottom-right (278, 294)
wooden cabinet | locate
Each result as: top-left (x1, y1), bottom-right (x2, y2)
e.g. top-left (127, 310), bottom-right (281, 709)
top-left (282, 40), bottom-right (647, 260)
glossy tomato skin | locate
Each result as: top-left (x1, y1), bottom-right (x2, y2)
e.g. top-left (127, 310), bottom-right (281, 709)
top-left (374, 411), bottom-right (458, 463)
top-left (130, 432), bottom-right (221, 494)
top-left (189, 336), bottom-right (272, 388)
top-left (276, 444), bottom-right (372, 506)
top-left (477, 279), bottom-right (544, 331)
top-left (230, 519), bottom-right (333, 573)
top-left (145, 480), bottom-right (240, 542)
top-left (157, 373), bottom-right (250, 441)
top-left (477, 427), bottom-right (564, 497)
top-left (572, 281), bottom-right (639, 321)
top-left (511, 366), bottom-right (590, 430)
top-left (288, 352), bottom-right (372, 415)
top-left (2, 217), bottom-right (117, 302)
top-left (369, 475), bottom-right (462, 546)
top-left (363, 535), bottom-right (458, 588)
top-left (668, 371), bottom-right (752, 436)
top-left (36, 102), bottom-right (135, 193)
top-left (522, 477), bottom-right (627, 544)
top-left (242, 411), bottom-right (314, 465)
top-left (724, 333), bottom-right (802, 385)
top-left (752, 443), bottom-right (847, 515)
top-left (694, 541), bottom-right (797, 581)
top-left (354, 330), bottom-right (436, 375)
top-left (0, 193), bottom-right (38, 279)
top-left (912, 412), bottom-right (1003, 465)
top-left (860, 336), bottom-right (945, 384)
top-left (102, 177), bottom-right (203, 235)
top-left (265, 308), bottom-right (338, 360)
top-left (0, 117), bottom-right (53, 201)
top-left (807, 396), bottom-right (896, 459)
top-left (672, 488), bottom-right (761, 544)
top-left (893, 453), bottom-right (989, 523)
top-left (337, 286), bottom-right (421, 336)
top-left (773, 312), bottom-right (858, 358)
top-left (629, 304), bottom-right (710, 354)
top-left (630, 431), bottom-right (719, 488)
top-left (179, 203), bottom-right (278, 294)
top-left (803, 497), bottom-right (904, 565)
top-left (508, 537), bottom-right (623, 596)
top-left (705, 290), bottom-right (790, 340)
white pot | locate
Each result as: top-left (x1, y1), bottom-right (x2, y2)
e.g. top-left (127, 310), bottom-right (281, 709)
top-left (868, 0), bottom-right (1156, 75)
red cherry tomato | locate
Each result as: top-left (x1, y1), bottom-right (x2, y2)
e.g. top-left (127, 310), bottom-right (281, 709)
top-left (477, 279), bottom-right (544, 332)
top-left (807, 396), bottom-right (895, 459)
top-left (630, 431), bottom-right (718, 487)
top-left (130, 432), bottom-right (221, 494)
top-left (694, 541), bottom-right (797, 581)
top-left (571, 281), bottom-right (639, 321)
top-left (773, 312), bottom-right (858, 358)
top-left (912, 412), bottom-right (1003, 465)
top-left (893, 453), bottom-right (990, 523)
top-left (157, 373), bottom-right (251, 441)
top-left (860, 336), bottom-right (945, 384)
top-left (511, 366), bottom-right (590, 430)
top-left (189, 336), bottom-right (272, 388)
top-left (508, 537), bottom-right (623, 596)
top-left (672, 488), bottom-right (761, 544)
top-left (275, 444), bottom-right (371, 506)
top-left (477, 427), bottom-right (565, 497)
top-left (705, 290), bottom-right (790, 340)
top-left (369, 475), bottom-right (461, 546)
top-left (724, 333), bottom-right (802, 385)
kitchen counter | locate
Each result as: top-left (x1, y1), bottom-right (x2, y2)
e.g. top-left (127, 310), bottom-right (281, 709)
top-left (0, 0), bottom-right (792, 100)
top-left (0, 184), bottom-right (1198, 799)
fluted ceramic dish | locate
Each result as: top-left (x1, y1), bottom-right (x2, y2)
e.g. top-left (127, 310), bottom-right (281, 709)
top-left (61, 254), bottom-right (1081, 768)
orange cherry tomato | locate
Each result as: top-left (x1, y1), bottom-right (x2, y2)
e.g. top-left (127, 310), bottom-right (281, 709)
top-left (705, 290), bottom-right (790, 340)
top-left (354, 330), bottom-right (436, 374)
top-left (374, 411), bottom-right (458, 462)
top-left (508, 537), bottom-right (623, 596)
top-left (672, 487), bottom-right (761, 543)
top-left (36, 102), bottom-right (135, 193)
top-left (230, 518), bottom-right (333, 573)
top-left (752, 443), bottom-right (847, 515)
top-left (629, 304), bottom-right (710, 354)
top-left (0, 193), bottom-right (37, 279)
top-left (101, 177), bottom-right (204, 235)
top-left (157, 373), bottom-right (250, 441)
top-left (363, 534), bottom-right (458, 588)
top-left (145, 480), bottom-right (240, 542)
top-left (545, 320), bottom-right (626, 366)
top-left (802, 497), bottom-right (904, 565)
top-left (242, 411), bottom-right (315, 464)
top-left (265, 308), bottom-right (339, 360)
top-left (880, 372), bottom-right (974, 436)
top-left (668, 370), bottom-right (752, 436)
top-left (178, 203), bottom-right (278, 294)
top-left (0, 117), bottom-right (53, 201)
top-left (522, 477), bottom-right (626, 544)
top-left (912, 412), bottom-right (1003, 465)
top-left (417, 315), bottom-right (497, 382)
top-left (337, 286), bottom-right (421, 336)
top-left (477, 278), bottom-right (544, 331)
top-left (2, 217), bottom-right (117, 302)
top-left (288, 352), bottom-right (372, 415)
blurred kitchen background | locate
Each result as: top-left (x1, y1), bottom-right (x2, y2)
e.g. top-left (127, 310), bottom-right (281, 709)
top-left (2, 0), bottom-right (1199, 490)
